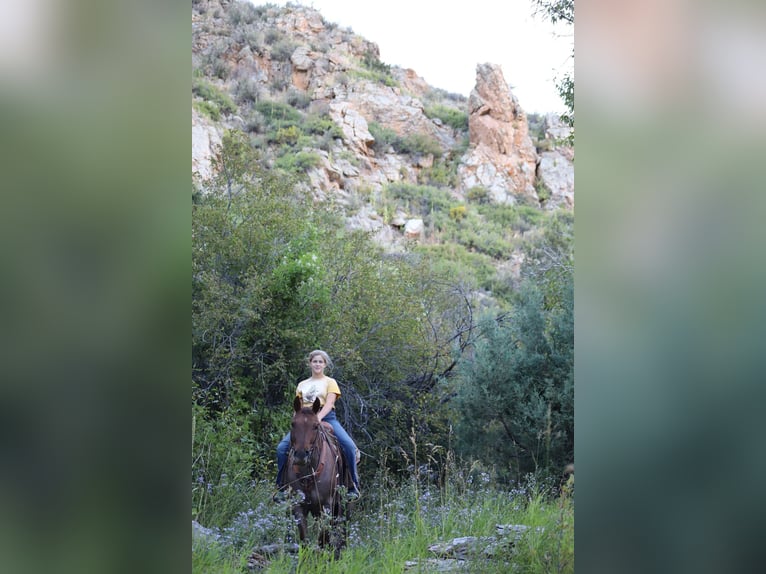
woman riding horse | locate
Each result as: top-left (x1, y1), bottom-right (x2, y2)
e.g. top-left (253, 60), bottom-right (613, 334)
top-left (275, 350), bottom-right (361, 499)
top-left (286, 395), bottom-right (349, 553)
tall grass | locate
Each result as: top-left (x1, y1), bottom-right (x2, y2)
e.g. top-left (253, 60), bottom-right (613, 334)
top-left (192, 458), bottom-right (574, 573)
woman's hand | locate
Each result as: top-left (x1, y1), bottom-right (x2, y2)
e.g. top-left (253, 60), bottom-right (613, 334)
top-left (317, 392), bottom-right (337, 421)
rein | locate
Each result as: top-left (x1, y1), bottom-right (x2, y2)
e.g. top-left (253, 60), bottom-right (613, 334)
top-left (287, 425), bottom-right (339, 490)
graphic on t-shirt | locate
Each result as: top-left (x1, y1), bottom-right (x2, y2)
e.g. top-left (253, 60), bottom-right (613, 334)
top-left (303, 382), bottom-right (320, 405)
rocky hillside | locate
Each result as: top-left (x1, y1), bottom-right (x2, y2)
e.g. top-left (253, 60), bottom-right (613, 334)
top-left (192, 0), bottom-right (572, 270)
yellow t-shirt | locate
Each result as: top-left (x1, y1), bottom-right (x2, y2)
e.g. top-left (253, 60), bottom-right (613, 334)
top-left (296, 376), bottom-right (341, 408)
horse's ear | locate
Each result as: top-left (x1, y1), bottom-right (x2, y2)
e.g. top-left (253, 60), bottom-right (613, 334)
top-left (312, 397), bottom-right (321, 414)
top-left (293, 396), bottom-right (302, 413)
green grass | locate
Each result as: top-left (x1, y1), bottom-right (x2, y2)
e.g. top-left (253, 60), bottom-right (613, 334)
top-left (192, 467), bottom-right (574, 573)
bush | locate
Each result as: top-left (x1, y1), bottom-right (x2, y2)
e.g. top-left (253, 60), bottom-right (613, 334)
top-left (386, 183), bottom-right (454, 218)
top-left (270, 38), bottom-right (298, 62)
top-left (273, 150), bottom-right (322, 174)
top-left (192, 403), bottom-right (257, 527)
top-left (233, 77), bottom-right (261, 105)
top-left (193, 79), bottom-right (237, 116)
top-left (413, 243), bottom-right (497, 294)
top-left (304, 114), bottom-right (343, 140)
top-left (195, 100), bottom-right (222, 121)
top-left (350, 68), bottom-right (398, 87)
top-left (368, 121), bottom-right (398, 154)
top-left (227, 1), bottom-right (259, 25)
top-left (418, 159), bottom-right (457, 187)
top-left (424, 104), bottom-right (469, 131)
top-left (285, 89), bottom-right (312, 110)
top-left (270, 125), bottom-right (301, 146)
top-left (354, 49), bottom-right (398, 87)
top-left (232, 25), bottom-right (264, 51)
top-left (361, 49), bottom-right (391, 75)
top-left (466, 186), bottom-right (490, 204)
top-left (254, 100), bottom-right (303, 128)
top-left (394, 133), bottom-right (443, 158)
top-left (449, 205), bottom-right (466, 221)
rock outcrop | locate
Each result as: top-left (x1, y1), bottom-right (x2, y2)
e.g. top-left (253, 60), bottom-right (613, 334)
top-left (459, 63), bottom-right (538, 204)
top-left (192, 1), bottom-right (574, 253)
top-left (537, 113), bottom-right (574, 210)
top-left (192, 107), bottom-right (223, 180)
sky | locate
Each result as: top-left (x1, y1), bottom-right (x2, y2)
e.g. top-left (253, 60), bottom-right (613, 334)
top-left (253, 0), bottom-right (572, 115)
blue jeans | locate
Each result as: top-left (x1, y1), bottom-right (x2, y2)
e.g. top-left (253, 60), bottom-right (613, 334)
top-left (276, 409), bottom-right (359, 492)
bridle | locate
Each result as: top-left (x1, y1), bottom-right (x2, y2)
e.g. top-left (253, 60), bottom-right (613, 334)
top-left (287, 422), bottom-right (337, 488)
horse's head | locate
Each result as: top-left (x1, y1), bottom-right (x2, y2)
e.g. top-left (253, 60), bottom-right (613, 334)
top-left (290, 396), bottom-right (322, 467)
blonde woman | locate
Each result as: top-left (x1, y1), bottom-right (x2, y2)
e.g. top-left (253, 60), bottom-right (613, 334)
top-left (276, 350), bottom-right (360, 499)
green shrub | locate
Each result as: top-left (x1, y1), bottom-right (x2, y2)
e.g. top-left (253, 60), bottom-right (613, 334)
top-left (362, 49), bottom-right (391, 74)
top-left (535, 178), bottom-right (551, 203)
top-left (211, 60), bottom-right (230, 80)
top-left (368, 121), bottom-right (398, 153)
top-left (192, 402), bottom-right (257, 527)
top-left (424, 104), bottom-right (469, 131)
top-left (516, 204), bottom-right (546, 227)
top-left (193, 79), bottom-right (237, 116)
top-left (264, 28), bottom-right (281, 45)
top-left (194, 100), bottom-right (220, 121)
top-left (227, 0), bottom-right (258, 25)
top-left (232, 25), bottom-right (264, 51)
top-left (285, 89), bottom-right (312, 110)
top-left (418, 159), bottom-right (457, 187)
top-left (254, 100), bottom-right (302, 126)
top-left (304, 114), bottom-right (343, 139)
top-left (355, 50), bottom-right (398, 87)
top-left (270, 125), bottom-right (301, 146)
top-left (233, 77), bottom-right (260, 105)
top-left (268, 74), bottom-right (290, 92)
top-left (274, 150), bottom-right (322, 174)
top-left (386, 183), bottom-right (454, 218)
top-left (477, 203), bottom-right (546, 235)
top-left (394, 133), bottom-right (443, 157)
top-left (350, 67), bottom-right (398, 87)
top-left (449, 205), bottom-right (466, 221)
top-left (451, 224), bottom-right (513, 259)
top-left (415, 243), bottom-right (497, 289)
top-left (466, 186), bottom-right (490, 204)
top-left (270, 38), bottom-right (297, 61)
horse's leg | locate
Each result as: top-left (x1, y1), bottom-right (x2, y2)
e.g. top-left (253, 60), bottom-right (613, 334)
top-left (292, 505), bottom-right (307, 543)
top-left (330, 492), bottom-right (346, 558)
top-left (317, 504), bottom-right (331, 549)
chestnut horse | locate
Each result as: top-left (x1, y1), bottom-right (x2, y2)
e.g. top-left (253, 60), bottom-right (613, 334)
top-left (284, 396), bottom-right (350, 555)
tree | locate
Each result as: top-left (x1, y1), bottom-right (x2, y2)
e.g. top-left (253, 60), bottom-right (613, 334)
top-left (452, 278), bottom-right (573, 481)
top-left (193, 130), bottom-right (474, 483)
top-left (533, 0), bottom-right (574, 134)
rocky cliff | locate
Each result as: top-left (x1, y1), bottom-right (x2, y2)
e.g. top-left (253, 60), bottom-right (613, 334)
top-left (192, 0), bottom-right (573, 245)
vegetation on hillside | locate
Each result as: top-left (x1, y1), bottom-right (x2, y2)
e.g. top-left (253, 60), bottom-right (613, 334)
top-left (192, 3), bottom-right (573, 570)
top-left (192, 129), bottom-right (573, 544)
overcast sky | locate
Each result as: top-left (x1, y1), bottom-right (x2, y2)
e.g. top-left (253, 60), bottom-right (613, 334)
top-left (253, 0), bottom-right (572, 115)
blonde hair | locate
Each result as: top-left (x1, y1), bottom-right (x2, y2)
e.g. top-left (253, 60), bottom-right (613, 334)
top-left (307, 349), bottom-right (333, 371)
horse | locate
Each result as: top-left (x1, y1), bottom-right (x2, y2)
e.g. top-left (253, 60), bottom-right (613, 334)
top-left (284, 396), bottom-right (350, 555)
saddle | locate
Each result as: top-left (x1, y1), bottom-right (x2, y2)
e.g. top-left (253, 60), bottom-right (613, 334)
top-left (317, 422), bottom-right (357, 490)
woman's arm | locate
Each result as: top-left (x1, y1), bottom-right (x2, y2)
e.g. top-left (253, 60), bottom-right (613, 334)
top-left (317, 392), bottom-right (337, 421)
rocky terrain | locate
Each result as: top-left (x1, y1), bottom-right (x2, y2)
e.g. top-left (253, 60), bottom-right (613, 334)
top-left (192, 0), bottom-right (573, 254)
